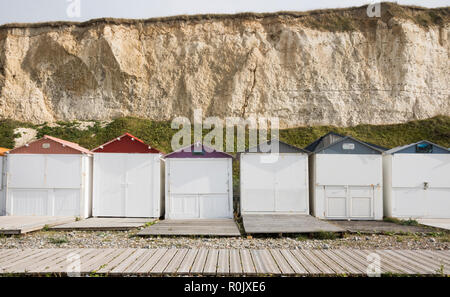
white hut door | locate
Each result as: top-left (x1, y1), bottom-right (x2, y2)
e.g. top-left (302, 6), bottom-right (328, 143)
top-left (325, 186), bottom-right (374, 219)
top-left (125, 155), bottom-right (153, 217)
top-left (274, 155), bottom-right (307, 212)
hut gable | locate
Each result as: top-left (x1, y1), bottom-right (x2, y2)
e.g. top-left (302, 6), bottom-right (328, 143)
top-left (306, 134), bottom-right (385, 155)
top-left (92, 133), bottom-right (161, 153)
top-left (164, 143), bottom-right (232, 159)
top-left (385, 140), bottom-right (450, 154)
top-left (246, 139), bottom-right (309, 154)
top-left (8, 135), bottom-right (91, 155)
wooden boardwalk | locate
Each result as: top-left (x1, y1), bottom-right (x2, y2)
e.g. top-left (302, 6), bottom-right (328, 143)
top-left (50, 218), bottom-right (154, 231)
top-left (137, 219), bottom-right (241, 236)
top-left (0, 216), bottom-right (75, 235)
top-left (0, 248), bottom-right (448, 276)
top-left (242, 214), bottom-right (344, 234)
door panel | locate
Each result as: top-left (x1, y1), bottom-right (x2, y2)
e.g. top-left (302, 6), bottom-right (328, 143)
top-left (274, 155), bottom-right (308, 212)
top-left (392, 188), bottom-right (424, 217)
top-left (325, 187), bottom-right (347, 218)
top-left (125, 155), bottom-right (153, 217)
top-left (241, 155), bottom-right (275, 212)
top-left (54, 189), bottom-right (80, 216)
top-left (169, 194), bottom-right (198, 219)
top-left (169, 160), bottom-right (229, 194)
top-left (11, 190), bottom-right (49, 216)
top-left (349, 187), bottom-right (373, 218)
top-left (325, 186), bottom-right (374, 219)
top-left (426, 188), bottom-right (450, 218)
top-left (9, 155), bottom-right (46, 188)
top-left (93, 154), bottom-right (126, 217)
top-left (200, 194), bottom-right (230, 218)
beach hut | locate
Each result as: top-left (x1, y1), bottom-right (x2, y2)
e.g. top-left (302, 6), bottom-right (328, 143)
top-left (306, 133), bottom-right (385, 220)
top-left (0, 148), bottom-right (10, 215)
top-left (92, 133), bottom-right (163, 218)
top-left (4, 136), bottom-right (92, 218)
top-left (240, 139), bottom-right (310, 215)
top-left (383, 140), bottom-right (450, 219)
top-left (164, 142), bottom-right (233, 219)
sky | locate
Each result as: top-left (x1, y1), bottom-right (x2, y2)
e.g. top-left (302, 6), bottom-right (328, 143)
top-left (0, 0), bottom-right (448, 25)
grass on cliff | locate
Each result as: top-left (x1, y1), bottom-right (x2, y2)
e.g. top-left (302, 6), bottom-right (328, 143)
top-left (0, 116), bottom-right (449, 152)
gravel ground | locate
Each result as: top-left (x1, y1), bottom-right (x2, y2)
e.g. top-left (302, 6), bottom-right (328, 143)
top-left (0, 229), bottom-right (448, 250)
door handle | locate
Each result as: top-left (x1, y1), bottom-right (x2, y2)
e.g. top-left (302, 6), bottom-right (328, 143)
top-left (423, 182), bottom-right (429, 190)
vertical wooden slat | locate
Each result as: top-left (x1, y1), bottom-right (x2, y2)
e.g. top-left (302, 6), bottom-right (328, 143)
top-left (217, 249), bottom-right (230, 275)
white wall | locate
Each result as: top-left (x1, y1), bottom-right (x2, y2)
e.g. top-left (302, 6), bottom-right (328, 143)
top-left (165, 158), bottom-right (233, 219)
top-left (5, 154), bottom-right (91, 218)
top-left (312, 154), bottom-right (383, 220)
top-left (240, 153), bottom-right (309, 214)
top-left (385, 153), bottom-right (450, 219)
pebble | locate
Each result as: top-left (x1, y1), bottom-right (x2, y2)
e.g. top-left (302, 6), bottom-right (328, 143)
top-left (0, 230), bottom-right (448, 250)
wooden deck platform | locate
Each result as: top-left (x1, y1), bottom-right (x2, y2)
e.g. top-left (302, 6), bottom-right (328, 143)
top-left (242, 214), bottom-right (345, 234)
top-left (418, 219), bottom-right (450, 231)
top-left (50, 218), bottom-right (154, 231)
top-left (0, 248), bottom-right (447, 276)
top-left (0, 216), bottom-right (75, 235)
top-left (331, 220), bottom-right (433, 234)
top-left (137, 219), bottom-right (241, 236)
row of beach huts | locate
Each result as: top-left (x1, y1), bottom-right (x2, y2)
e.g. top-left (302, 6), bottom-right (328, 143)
top-left (0, 132), bottom-right (449, 222)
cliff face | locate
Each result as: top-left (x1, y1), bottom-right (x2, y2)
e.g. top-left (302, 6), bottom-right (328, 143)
top-left (0, 4), bottom-right (449, 127)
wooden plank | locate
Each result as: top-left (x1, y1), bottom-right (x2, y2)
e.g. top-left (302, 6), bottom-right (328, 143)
top-left (250, 250), bottom-right (280, 275)
top-left (177, 249), bottom-right (199, 275)
top-left (97, 249), bottom-right (137, 274)
top-left (402, 250), bottom-right (449, 270)
top-left (149, 249), bottom-right (177, 274)
top-left (123, 249), bottom-right (158, 273)
top-left (110, 249), bottom-right (147, 274)
top-left (310, 250), bottom-right (349, 274)
top-left (242, 214), bottom-right (344, 233)
top-left (217, 249), bottom-right (230, 275)
top-left (1, 249), bottom-right (53, 272)
top-left (6, 249), bottom-right (64, 273)
top-left (417, 250), bottom-right (450, 265)
top-left (164, 249), bottom-right (188, 274)
top-left (27, 249), bottom-right (76, 273)
top-left (279, 249), bottom-right (307, 274)
top-left (230, 249), bottom-right (243, 275)
top-left (191, 249), bottom-right (209, 274)
top-left (46, 249), bottom-right (95, 273)
top-left (396, 250), bottom-right (449, 274)
top-left (382, 250), bottom-right (435, 274)
top-left (344, 249), bottom-right (391, 274)
top-left (269, 249), bottom-right (295, 275)
top-left (0, 249), bottom-right (41, 267)
top-left (81, 249), bottom-right (117, 273)
top-left (354, 250), bottom-right (410, 274)
top-left (376, 250), bottom-right (423, 274)
top-left (330, 250), bottom-right (368, 274)
top-left (298, 250), bottom-right (334, 274)
top-left (316, 250), bottom-right (360, 274)
top-left (203, 249), bottom-right (219, 276)
top-left (290, 250), bottom-right (321, 274)
top-left (240, 249), bottom-right (256, 275)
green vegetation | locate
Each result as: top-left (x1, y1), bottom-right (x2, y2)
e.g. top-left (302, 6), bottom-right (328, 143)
top-left (47, 236), bottom-right (69, 245)
top-left (309, 231), bottom-right (339, 240)
top-left (2, 3), bottom-right (447, 32)
top-left (383, 217), bottom-right (420, 226)
top-left (1, 115), bottom-right (449, 196)
top-left (1, 115), bottom-right (448, 152)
